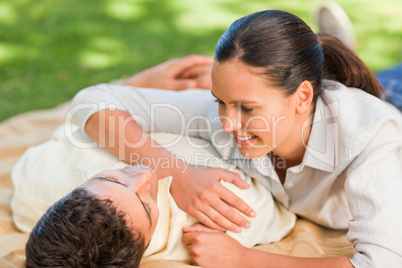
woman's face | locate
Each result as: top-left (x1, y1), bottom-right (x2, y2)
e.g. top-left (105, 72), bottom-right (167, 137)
top-left (80, 165), bottom-right (159, 245)
top-left (211, 59), bottom-right (298, 159)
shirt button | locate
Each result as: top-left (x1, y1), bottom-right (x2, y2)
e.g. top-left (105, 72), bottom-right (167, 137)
top-left (287, 182), bottom-right (294, 188)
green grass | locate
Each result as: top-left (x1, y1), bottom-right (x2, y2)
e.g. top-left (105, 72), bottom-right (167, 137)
top-left (1, 0), bottom-right (401, 122)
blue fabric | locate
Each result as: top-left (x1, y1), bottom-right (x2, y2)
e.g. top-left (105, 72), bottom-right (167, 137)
top-left (376, 64), bottom-right (402, 111)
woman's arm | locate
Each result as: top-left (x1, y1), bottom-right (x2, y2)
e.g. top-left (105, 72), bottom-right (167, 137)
top-left (85, 108), bottom-right (254, 232)
top-left (182, 230), bottom-right (353, 268)
top-left (343, 119), bottom-right (402, 267)
top-left (181, 118), bottom-right (402, 268)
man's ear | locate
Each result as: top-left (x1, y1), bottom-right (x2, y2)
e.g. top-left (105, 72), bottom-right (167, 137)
top-left (139, 258), bottom-right (143, 268)
top-left (295, 80), bottom-right (314, 115)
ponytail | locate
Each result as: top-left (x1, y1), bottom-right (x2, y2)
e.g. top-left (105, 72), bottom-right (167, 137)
top-left (317, 32), bottom-right (384, 99)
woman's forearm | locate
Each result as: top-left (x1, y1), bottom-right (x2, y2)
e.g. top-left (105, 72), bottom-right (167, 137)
top-left (183, 231), bottom-right (354, 268)
top-left (241, 248), bottom-right (353, 268)
top-left (85, 109), bottom-right (186, 179)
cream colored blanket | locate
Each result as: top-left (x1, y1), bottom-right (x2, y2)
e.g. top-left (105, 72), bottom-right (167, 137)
top-left (0, 102), bottom-right (355, 267)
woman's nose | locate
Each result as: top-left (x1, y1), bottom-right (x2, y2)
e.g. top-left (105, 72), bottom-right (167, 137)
top-left (221, 109), bottom-right (242, 132)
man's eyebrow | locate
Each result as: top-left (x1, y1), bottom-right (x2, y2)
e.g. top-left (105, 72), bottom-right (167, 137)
top-left (91, 176), bottom-right (152, 229)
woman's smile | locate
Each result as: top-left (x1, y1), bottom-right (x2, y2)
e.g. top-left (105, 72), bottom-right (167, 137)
top-left (232, 132), bottom-right (258, 146)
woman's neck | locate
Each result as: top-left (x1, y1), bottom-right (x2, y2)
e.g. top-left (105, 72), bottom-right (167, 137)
top-left (272, 104), bottom-right (314, 169)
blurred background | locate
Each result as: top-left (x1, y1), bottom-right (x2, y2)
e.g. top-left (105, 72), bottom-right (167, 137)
top-left (1, 0), bottom-right (401, 122)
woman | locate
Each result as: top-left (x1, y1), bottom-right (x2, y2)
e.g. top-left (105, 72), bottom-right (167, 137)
top-left (71, 10), bottom-right (402, 267)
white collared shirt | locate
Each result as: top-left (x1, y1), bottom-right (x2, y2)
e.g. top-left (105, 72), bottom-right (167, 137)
top-left (71, 80), bottom-right (402, 267)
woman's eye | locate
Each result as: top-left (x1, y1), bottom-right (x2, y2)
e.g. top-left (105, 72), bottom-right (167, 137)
top-left (214, 98), bottom-right (225, 105)
top-left (241, 106), bottom-right (254, 112)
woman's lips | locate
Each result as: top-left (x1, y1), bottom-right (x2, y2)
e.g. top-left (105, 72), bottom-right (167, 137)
top-left (233, 134), bottom-right (257, 146)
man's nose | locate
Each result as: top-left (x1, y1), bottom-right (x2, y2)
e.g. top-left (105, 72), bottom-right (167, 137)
top-left (128, 169), bottom-right (153, 194)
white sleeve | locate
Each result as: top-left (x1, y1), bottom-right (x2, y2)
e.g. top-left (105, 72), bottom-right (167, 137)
top-left (345, 120), bottom-right (402, 268)
top-left (70, 84), bottom-right (215, 139)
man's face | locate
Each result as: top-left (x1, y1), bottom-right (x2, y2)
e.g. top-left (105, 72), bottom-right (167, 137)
top-left (80, 165), bottom-right (159, 245)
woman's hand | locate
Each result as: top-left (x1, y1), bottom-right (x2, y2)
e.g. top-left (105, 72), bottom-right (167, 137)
top-left (170, 164), bottom-right (256, 232)
top-left (182, 223), bottom-right (247, 268)
top-left (122, 54), bottom-right (213, 90)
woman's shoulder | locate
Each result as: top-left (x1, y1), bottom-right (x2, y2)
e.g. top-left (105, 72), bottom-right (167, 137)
top-left (319, 80), bottom-right (402, 150)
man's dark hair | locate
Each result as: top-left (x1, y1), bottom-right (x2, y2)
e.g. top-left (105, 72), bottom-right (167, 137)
top-left (25, 188), bottom-right (145, 267)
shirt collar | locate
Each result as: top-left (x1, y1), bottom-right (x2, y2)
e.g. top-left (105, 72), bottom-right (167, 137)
top-left (301, 90), bottom-right (339, 173)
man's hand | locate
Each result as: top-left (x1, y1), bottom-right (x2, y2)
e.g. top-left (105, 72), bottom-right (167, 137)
top-left (122, 54), bottom-right (213, 90)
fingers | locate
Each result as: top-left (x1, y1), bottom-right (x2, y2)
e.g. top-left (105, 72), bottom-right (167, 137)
top-left (219, 171), bottom-right (250, 190)
top-left (181, 231), bottom-right (199, 245)
top-left (210, 191), bottom-right (254, 231)
top-left (157, 55), bottom-right (212, 90)
top-left (219, 184), bottom-right (256, 219)
top-left (178, 54), bottom-right (214, 68)
top-left (169, 55), bottom-right (213, 77)
top-left (216, 170), bottom-right (255, 218)
top-left (182, 231), bottom-right (213, 247)
top-left (181, 232), bottom-right (211, 267)
top-left (178, 65), bottom-right (212, 90)
top-left (179, 65), bottom-right (212, 79)
top-left (187, 207), bottom-right (228, 232)
top-left (182, 232), bottom-right (244, 267)
top-left (121, 54), bottom-right (212, 90)
top-left (195, 73), bottom-right (212, 90)
top-left (188, 185), bottom-right (254, 232)
top-left (184, 192), bottom-right (246, 233)
top-left (201, 204), bottom-right (246, 233)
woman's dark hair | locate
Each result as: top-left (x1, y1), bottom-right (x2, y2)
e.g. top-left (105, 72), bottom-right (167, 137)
top-left (215, 10), bottom-right (384, 100)
top-left (25, 188), bottom-right (145, 268)
top-left (317, 32), bottom-right (383, 97)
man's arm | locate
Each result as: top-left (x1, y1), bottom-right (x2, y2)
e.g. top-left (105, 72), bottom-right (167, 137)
top-left (121, 54), bottom-right (213, 90)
